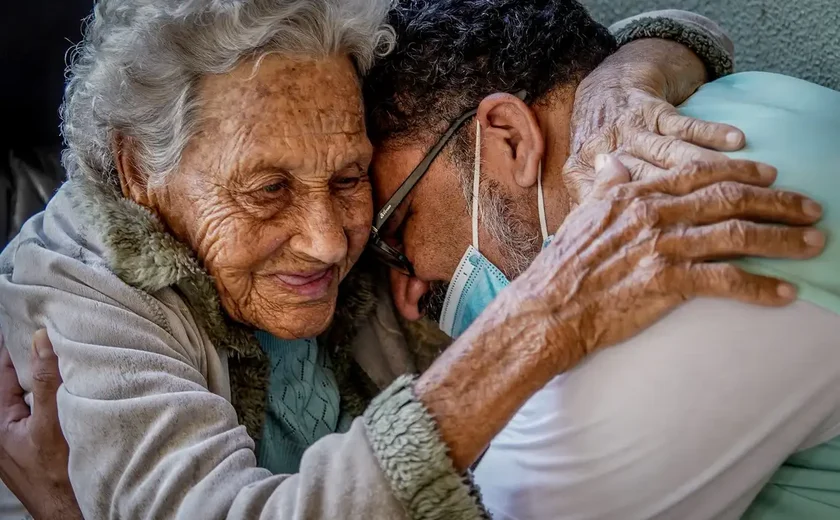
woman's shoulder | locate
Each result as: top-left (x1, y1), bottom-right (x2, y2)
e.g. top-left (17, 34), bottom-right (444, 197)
top-left (0, 180), bottom-right (222, 377)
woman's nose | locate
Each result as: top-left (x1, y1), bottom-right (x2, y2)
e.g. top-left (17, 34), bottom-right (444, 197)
top-left (290, 197), bottom-right (348, 266)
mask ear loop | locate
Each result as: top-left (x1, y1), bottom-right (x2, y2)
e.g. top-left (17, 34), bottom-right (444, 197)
top-left (537, 162), bottom-right (549, 241)
top-left (472, 120), bottom-right (481, 250)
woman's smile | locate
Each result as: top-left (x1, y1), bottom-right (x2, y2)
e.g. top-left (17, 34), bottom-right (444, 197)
top-left (270, 267), bottom-right (336, 298)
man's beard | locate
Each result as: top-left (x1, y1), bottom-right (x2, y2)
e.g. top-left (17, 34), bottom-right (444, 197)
top-left (419, 280), bottom-right (449, 323)
top-left (420, 179), bottom-right (542, 325)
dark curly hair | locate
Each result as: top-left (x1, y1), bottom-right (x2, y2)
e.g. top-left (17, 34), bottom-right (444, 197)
top-left (364, 0), bottom-right (617, 148)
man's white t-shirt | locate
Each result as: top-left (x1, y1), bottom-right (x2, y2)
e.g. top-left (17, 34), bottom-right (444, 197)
top-left (474, 299), bottom-right (840, 520)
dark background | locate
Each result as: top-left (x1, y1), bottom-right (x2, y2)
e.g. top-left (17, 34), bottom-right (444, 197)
top-left (1, 1), bottom-right (93, 148)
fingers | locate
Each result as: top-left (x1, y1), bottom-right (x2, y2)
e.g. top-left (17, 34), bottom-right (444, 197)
top-left (614, 152), bottom-right (668, 183)
top-left (636, 159), bottom-right (778, 198)
top-left (28, 330), bottom-right (63, 443)
top-left (657, 110), bottom-right (746, 151)
top-left (625, 131), bottom-right (727, 170)
top-left (658, 221), bottom-right (826, 261)
top-left (589, 154), bottom-right (631, 200)
top-left (685, 263), bottom-right (797, 307)
top-left (0, 347), bottom-right (30, 426)
top-left (561, 156), bottom-right (597, 202)
top-left (660, 183), bottom-right (824, 227)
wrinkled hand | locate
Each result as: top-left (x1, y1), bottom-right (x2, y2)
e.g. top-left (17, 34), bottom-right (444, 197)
top-left (516, 155), bottom-right (825, 370)
top-left (0, 330), bottom-right (81, 520)
top-left (565, 39), bottom-right (746, 202)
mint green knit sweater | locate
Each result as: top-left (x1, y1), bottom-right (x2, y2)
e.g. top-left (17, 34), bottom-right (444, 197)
top-left (254, 332), bottom-right (352, 474)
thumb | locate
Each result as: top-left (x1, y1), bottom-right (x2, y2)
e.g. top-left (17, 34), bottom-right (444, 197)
top-left (29, 330), bottom-right (62, 419)
top-left (589, 154), bottom-right (631, 200)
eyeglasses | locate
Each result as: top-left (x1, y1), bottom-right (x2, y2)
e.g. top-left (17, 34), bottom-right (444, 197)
top-left (369, 90), bottom-right (529, 276)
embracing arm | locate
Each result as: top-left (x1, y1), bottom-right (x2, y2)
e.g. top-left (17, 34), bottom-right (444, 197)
top-left (565, 11), bottom-right (742, 202)
top-left (611, 10), bottom-right (734, 82)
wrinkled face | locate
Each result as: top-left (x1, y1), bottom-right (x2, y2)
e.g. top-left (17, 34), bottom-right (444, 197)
top-left (150, 55), bottom-right (372, 339)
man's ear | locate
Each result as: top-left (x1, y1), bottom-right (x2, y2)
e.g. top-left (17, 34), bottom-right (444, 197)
top-left (476, 93), bottom-right (544, 189)
top-left (113, 134), bottom-right (151, 207)
top-left (389, 268), bottom-right (430, 321)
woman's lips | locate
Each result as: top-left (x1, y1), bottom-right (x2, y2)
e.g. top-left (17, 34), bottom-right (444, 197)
top-left (271, 268), bottom-right (335, 298)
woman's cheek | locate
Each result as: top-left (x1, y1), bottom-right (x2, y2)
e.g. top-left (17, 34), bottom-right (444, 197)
top-left (341, 185), bottom-right (374, 264)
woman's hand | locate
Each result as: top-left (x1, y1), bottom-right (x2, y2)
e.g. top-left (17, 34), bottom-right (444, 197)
top-left (417, 156), bottom-right (825, 472)
top-left (0, 330), bottom-right (81, 520)
top-left (565, 38), bottom-right (744, 202)
top-left (521, 156), bottom-right (824, 363)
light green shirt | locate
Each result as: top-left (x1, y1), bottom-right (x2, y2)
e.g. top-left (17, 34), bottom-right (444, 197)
top-left (679, 71), bottom-right (840, 518)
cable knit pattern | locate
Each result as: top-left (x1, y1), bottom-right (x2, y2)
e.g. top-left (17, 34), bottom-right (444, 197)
top-left (612, 15), bottom-right (733, 79)
top-left (255, 334), bottom-right (344, 475)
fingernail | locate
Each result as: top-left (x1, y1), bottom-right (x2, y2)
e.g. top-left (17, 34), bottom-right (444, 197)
top-left (33, 330), bottom-right (53, 359)
top-left (777, 283), bottom-right (797, 299)
top-left (726, 131), bottom-right (744, 147)
top-left (804, 200), bottom-right (823, 218)
top-left (757, 164), bottom-right (777, 183)
top-left (594, 154), bottom-right (607, 171)
top-left (804, 229), bottom-right (826, 247)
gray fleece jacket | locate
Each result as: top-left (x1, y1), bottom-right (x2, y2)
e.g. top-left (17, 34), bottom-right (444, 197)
top-left (0, 11), bottom-right (733, 520)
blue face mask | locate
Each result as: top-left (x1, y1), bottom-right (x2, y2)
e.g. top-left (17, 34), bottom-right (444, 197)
top-left (439, 121), bottom-right (552, 338)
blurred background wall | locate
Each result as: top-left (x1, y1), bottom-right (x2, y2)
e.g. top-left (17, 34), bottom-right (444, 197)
top-left (583, 0), bottom-right (840, 90)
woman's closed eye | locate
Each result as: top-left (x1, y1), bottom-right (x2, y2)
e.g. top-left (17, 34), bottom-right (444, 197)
top-left (332, 167), bottom-right (367, 192)
top-left (262, 181), bottom-right (287, 194)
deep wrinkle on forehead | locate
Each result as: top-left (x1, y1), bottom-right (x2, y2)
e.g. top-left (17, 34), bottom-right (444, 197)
top-left (196, 54), bottom-right (369, 184)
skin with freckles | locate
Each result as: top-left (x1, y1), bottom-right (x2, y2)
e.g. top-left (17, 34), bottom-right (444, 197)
top-left (118, 54), bottom-right (373, 339)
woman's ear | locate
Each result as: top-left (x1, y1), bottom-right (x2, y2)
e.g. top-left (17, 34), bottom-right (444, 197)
top-left (113, 134), bottom-right (151, 206)
top-left (476, 93), bottom-right (544, 189)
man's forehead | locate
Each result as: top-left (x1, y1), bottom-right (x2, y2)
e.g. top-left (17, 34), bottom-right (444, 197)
top-left (370, 144), bottom-right (426, 206)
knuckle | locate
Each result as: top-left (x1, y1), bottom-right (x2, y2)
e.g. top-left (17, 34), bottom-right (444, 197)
top-left (708, 181), bottom-right (746, 207)
top-left (675, 116), bottom-right (699, 137)
top-left (607, 184), bottom-right (635, 200)
top-left (774, 189), bottom-right (801, 210)
top-left (31, 368), bottom-right (58, 389)
top-left (676, 159), bottom-right (707, 178)
top-left (626, 197), bottom-right (661, 226)
top-left (733, 159), bottom-right (761, 179)
top-left (717, 263), bottom-right (746, 287)
top-left (649, 103), bottom-right (673, 132)
top-left (724, 220), bottom-right (751, 246)
top-left (651, 135), bottom-right (680, 159)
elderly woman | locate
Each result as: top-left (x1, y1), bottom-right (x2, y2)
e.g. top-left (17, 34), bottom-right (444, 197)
top-left (0, 1), bottom-right (820, 519)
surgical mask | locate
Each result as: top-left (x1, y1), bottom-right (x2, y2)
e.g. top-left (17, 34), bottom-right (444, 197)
top-left (439, 121), bottom-right (551, 338)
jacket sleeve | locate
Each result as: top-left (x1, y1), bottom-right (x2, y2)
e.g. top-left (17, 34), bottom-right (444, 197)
top-left (610, 10), bottom-right (735, 80)
top-left (0, 212), bottom-right (487, 519)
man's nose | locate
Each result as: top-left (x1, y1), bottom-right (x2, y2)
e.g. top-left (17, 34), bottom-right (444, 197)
top-left (290, 195), bottom-right (348, 266)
